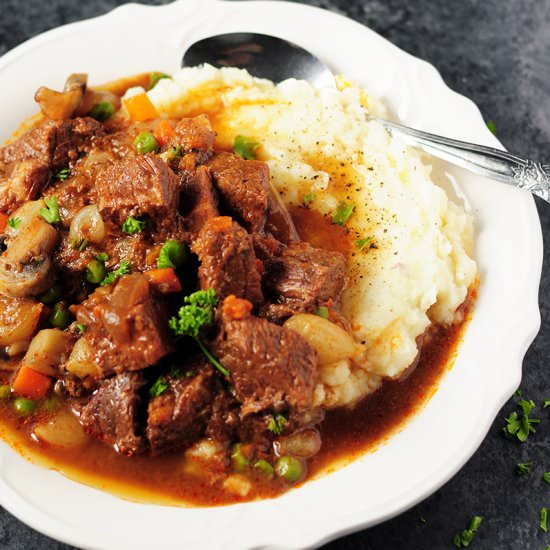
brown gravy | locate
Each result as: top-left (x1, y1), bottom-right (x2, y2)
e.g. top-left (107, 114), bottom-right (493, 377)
top-left (0, 207), bottom-right (473, 506)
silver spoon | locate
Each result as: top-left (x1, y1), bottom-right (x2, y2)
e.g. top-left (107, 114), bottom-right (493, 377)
top-left (183, 32), bottom-right (550, 202)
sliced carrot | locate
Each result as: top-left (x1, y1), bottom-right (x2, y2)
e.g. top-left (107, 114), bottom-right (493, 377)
top-left (154, 119), bottom-right (174, 147)
top-left (222, 295), bottom-right (253, 320)
top-left (123, 92), bottom-right (158, 122)
top-left (145, 268), bottom-right (182, 294)
top-left (0, 213), bottom-right (8, 232)
top-left (12, 366), bottom-right (51, 399)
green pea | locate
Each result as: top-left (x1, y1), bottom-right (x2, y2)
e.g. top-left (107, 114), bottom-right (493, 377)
top-left (157, 240), bottom-right (187, 269)
top-left (274, 456), bottom-right (305, 484)
top-left (41, 395), bottom-right (60, 412)
top-left (89, 101), bottom-right (116, 122)
top-left (253, 459), bottom-right (274, 479)
top-left (315, 306), bottom-right (329, 319)
top-left (38, 283), bottom-right (62, 305)
top-left (231, 443), bottom-right (250, 471)
top-left (0, 384), bottom-right (11, 400)
top-left (133, 131), bottom-right (159, 154)
top-left (48, 302), bottom-right (72, 329)
top-left (85, 258), bottom-right (105, 284)
top-left (13, 397), bottom-right (36, 416)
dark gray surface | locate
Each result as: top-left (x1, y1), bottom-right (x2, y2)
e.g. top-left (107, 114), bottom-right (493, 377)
top-left (0, 0), bottom-right (549, 548)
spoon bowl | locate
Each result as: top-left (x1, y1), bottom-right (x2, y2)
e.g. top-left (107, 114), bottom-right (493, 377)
top-left (182, 32), bottom-right (335, 88)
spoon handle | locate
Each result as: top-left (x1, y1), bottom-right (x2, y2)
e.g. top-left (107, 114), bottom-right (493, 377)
top-left (371, 116), bottom-right (550, 203)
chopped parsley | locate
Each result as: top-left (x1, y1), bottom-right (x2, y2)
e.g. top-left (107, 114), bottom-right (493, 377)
top-left (149, 72), bottom-right (171, 90)
top-left (169, 289), bottom-right (228, 377)
top-left (122, 216), bottom-right (146, 235)
top-left (355, 237), bottom-right (372, 251)
top-left (502, 399), bottom-right (540, 442)
top-left (544, 399), bottom-right (550, 409)
top-left (76, 323), bottom-right (86, 333)
top-left (160, 145), bottom-right (182, 163)
top-left (96, 252), bottom-right (109, 263)
top-left (332, 202), bottom-right (354, 226)
top-left (56, 167), bottom-right (70, 181)
top-left (542, 507), bottom-right (548, 532)
top-left (40, 196), bottom-right (60, 224)
top-left (233, 135), bottom-right (259, 160)
top-left (419, 516), bottom-right (427, 524)
top-left (149, 376), bottom-right (169, 397)
top-left (268, 414), bottom-right (288, 435)
top-left (453, 516), bottom-right (483, 548)
top-left (544, 473), bottom-right (550, 484)
top-left (72, 237), bottom-right (88, 251)
top-left (315, 306), bottom-right (329, 319)
top-left (303, 192), bottom-right (315, 206)
top-left (100, 261), bottom-right (131, 286)
top-left (7, 217), bottom-right (21, 229)
top-left (516, 462), bottom-right (532, 475)
top-left (157, 240), bottom-right (187, 269)
top-left (486, 120), bottom-right (497, 135)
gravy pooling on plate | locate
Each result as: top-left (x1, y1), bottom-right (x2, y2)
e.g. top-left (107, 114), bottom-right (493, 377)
top-left (0, 70), bottom-right (476, 504)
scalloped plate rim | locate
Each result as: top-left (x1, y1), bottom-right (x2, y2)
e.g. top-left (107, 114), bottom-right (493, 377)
top-left (0, 1), bottom-right (542, 549)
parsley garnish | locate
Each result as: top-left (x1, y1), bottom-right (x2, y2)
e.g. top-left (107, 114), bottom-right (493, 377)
top-left (486, 120), bottom-right (497, 135)
top-left (7, 217), bottom-right (21, 229)
top-left (355, 237), bottom-right (372, 251)
top-left (76, 323), bottom-right (86, 333)
top-left (543, 473), bottom-right (550, 484)
top-left (56, 168), bottom-right (70, 181)
top-left (303, 192), bottom-right (315, 206)
top-left (148, 72), bottom-right (171, 90)
top-left (233, 135), bottom-right (259, 160)
top-left (267, 414), bottom-right (288, 435)
top-left (542, 507), bottom-right (548, 532)
top-left (72, 237), bottom-right (88, 251)
top-left (40, 196), bottom-right (60, 225)
top-left (332, 202), bottom-right (354, 226)
top-left (502, 399), bottom-right (540, 442)
top-left (100, 261), bottom-right (131, 286)
top-left (149, 376), bottom-right (169, 397)
top-left (122, 216), bottom-right (146, 235)
top-left (160, 145), bottom-right (182, 163)
top-left (543, 399), bottom-right (550, 409)
top-left (453, 516), bottom-right (483, 548)
top-left (169, 289), bottom-right (228, 377)
top-left (516, 462), bottom-right (532, 475)
top-left (96, 252), bottom-right (109, 262)
top-left (315, 306), bottom-right (329, 319)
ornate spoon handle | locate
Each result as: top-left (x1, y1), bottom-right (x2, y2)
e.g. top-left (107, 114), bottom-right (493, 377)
top-left (370, 116), bottom-right (550, 203)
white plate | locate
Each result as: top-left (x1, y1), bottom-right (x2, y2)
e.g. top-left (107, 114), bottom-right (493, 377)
top-left (0, 1), bottom-right (542, 549)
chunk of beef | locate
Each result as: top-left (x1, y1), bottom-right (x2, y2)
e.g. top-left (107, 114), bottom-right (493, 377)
top-left (73, 273), bottom-right (173, 377)
top-left (146, 362), bottom-right (215, 455)
top-left (168, 114), bottom-right (215, 163)
top-left (95, 154), bottom-right (179, 228)
top-left (213, 297), bottom-right (317, 416)
top-left (261, 242), bottom-right (347, 323)
top-left (206, 152), bottom-right (269, 233)
top-left (0, 117), bottom-right (104, 213)
top-left (265, 189), bottom-right (299, 244)
top-left (77, 372), bottom-right (146, 455)
top-left (180, 165), bottom-right (219, 236)
top-left (205, 390), bottom-right (240, 444)
top-left (192, 216), bottom-right (263, 305)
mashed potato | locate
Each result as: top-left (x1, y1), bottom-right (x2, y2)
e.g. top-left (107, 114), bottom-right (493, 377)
top-left (147, 66), bottom-right (477, 408)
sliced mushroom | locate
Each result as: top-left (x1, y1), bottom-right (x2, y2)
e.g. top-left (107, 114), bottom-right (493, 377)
top-left (0, 216), bottom-right (58, 297)
top-left (35, 73), bottom-right (88, 120)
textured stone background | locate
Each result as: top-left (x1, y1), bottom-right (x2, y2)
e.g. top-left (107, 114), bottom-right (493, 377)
top-left (0, 0), bottom-right (549, 548)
